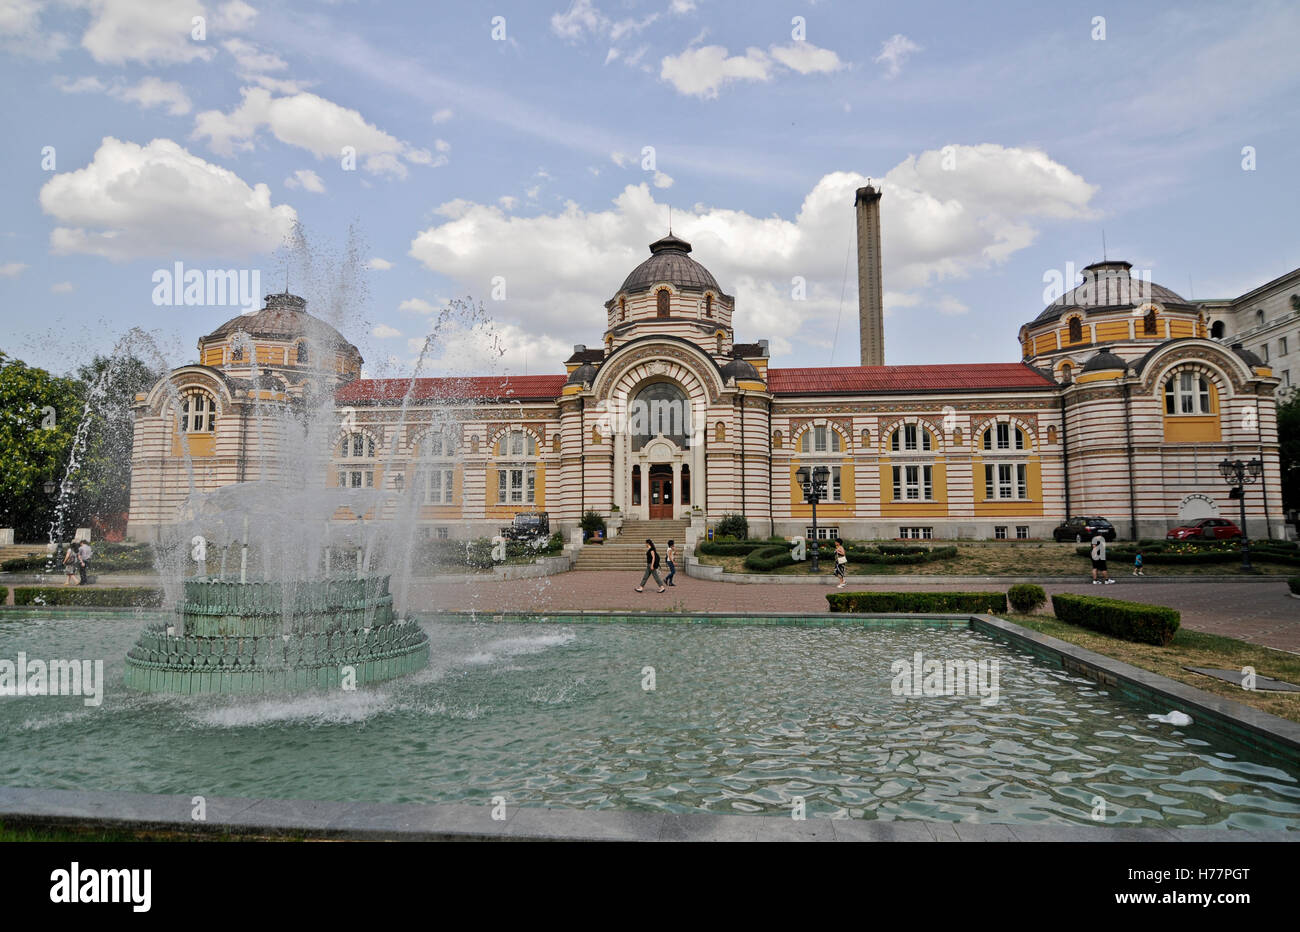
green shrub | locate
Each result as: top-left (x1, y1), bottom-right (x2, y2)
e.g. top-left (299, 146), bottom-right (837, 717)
top-left (743, 544), bottom-right (795, 571)
top-left (714, 513), bottom-right (749, 540)
top-left (0, 586), bottom-right (6, 603)
top-left (1007, 583), bottom-right (1047, 613)
top-left (699, 539), bottom-right (773, 556)
top-left (1051, 593), bottom-right (1180, 646)
top-left (1289, 576), bottom-right (1300, 595)
top-left (546, 531), bottom-right (565, 554)
top-left (464, 538), bottom-right (496, 568)
top-left (13, 586), bottom-right (164, 607)
top-left (826, 591), bottom-right (1008, 614)
top-left (580, 510), bottom-right (607, 541)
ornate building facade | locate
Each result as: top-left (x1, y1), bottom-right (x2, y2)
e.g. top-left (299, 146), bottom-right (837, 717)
top-left (128, 190), bottom-right (1287, 544)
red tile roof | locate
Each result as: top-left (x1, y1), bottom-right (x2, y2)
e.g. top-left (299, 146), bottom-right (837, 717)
top-left (336, 375), bottom-right (566, 404)
top-left (766, 363), bottom-right (1054, 395)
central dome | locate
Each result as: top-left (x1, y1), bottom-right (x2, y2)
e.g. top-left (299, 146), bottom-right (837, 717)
top-left (619, 234), bottom-right (722, 295)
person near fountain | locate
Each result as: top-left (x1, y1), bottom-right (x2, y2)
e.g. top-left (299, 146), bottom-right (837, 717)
top-left (636, 539), bottom-right (666, 593)
top-left (664, 539), bottom-right (677, 587)
top-left (833, 538), bottom-right (848, 588)
top-left (77, 539), bottom-right (92, 586)
top-left (62, 542), bottom-right (79, 586)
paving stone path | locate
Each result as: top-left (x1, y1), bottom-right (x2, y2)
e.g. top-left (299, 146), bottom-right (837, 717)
top-left (414, 572), bottom-right (1300, 653)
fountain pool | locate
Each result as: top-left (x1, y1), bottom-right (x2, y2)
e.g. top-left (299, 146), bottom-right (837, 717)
top-left (2, 610), bottom-right (1297, 830)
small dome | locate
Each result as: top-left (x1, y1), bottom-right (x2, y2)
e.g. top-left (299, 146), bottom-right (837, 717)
top-left (720, 357), bottom-right (761, 382)
top-left (619, 234), bottom-right (722, 295)
top-left (1081, 350), bottom-right (1128, 373)
top-left (1032, 260), bottom-right (1193, 325)
top-left (566, 362), bottom-right (598, 385)
top-left (202, 292), bottom-right (357, 354)
top-left (1232, 345), bottom-right (1265, 368)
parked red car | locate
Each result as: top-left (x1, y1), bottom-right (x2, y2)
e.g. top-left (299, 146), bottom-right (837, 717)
top-left (1166, 518), bottom-right (1242, 540)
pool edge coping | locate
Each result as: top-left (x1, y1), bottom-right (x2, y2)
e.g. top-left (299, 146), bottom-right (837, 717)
top-left (0, 787), bottom-right (1292, 842)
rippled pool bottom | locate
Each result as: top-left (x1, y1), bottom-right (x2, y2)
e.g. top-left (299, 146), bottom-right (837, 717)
top-left (2, 612), bottom-right (1297, 829)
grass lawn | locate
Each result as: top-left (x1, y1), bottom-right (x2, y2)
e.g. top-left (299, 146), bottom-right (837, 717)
top-left (698, 541), bottom-right (1295, 576)
top-left (1002, 611), bottom-right (1300, 723)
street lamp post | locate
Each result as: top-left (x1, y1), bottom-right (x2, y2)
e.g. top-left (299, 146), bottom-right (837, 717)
top-left (796, 465), bottom-right (830, 573)
top-left (1218, 458), bottom-right (1263, 571)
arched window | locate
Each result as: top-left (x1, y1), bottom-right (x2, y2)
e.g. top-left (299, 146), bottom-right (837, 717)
top-left (591, 426), bottom-right (602, 445)
top-left (1256, 309), bottom-right (1265, 325)
top-left (1068, 317), bottom-right (1083, 344)
top-left (1165, 371), bottom-right (1213, 415)
top-left (178, 390), bottom-right (217, 433)
top-left (1047, 425), bottom-right (1058, 445)
top-left (773, 430), bottom-right (783, 449)
top-left (704, 294), bottom-right (713, 318)
top-left (230, 344), bottom-right (244, 362)
top-left (982, 423), bottom-right (1024, 451)
top-left (631, 382), bottom-right (691, 450)
top-left (715, 421), bottom-right (726, 442)
top-left (799, 425), bottom-right (843, 454)
top-left (552, 433), bottom-right (561, 453)
top-left (1143, 309), bottom-right (1158, 336)
top-left (889, 424), bottom-right (931, 452)
top-left (417, 427), bottom-right (457, 457)
top-left (619, 297), bottom-right (627, 321)
top-left (952, 427), bottom-right (962, 446)
top-left (296, 341), bottom-right (309, 364)
top-left (1210, 320), bottom-right (1225, 339)
top-left (861, 428), bottom-right (871, 448)
top-left (716, 334), bottom-right (724, 355)
top-left (500, 430), bottom-right (537, 456)
top-left (340, 431), bottom-right (376, 458)
top-left (470, 436), bottom-right (480, 454)
top-left (656, 289), bottom-right (671, 318)
top-left (1060, 362), bottom-right (1074, 384)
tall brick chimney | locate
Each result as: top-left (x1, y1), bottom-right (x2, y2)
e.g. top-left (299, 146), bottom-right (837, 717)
top-left (855, 185), bottom-right (885, 366)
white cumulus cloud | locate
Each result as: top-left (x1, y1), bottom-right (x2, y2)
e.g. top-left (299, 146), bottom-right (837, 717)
top-left (874, 34), bottom-right (921, 79)
top-left (39, 136), bottom-right (297, 260)
top-left (284, 168), bottom-right (325, 192)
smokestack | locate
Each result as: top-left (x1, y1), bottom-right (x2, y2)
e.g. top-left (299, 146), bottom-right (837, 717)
top-left (855, 185), bottom-right (884, 366)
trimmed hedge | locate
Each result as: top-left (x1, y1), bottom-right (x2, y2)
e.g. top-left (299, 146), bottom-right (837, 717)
top-left (698, 539), bottom-right (777, 556)
top-left (1051, 593), bottom-right (1180, 646)
top-left (1007, 583), bottom-right (1047, 613)
top-left (744, 545), bottom-right (796, 572)
top-left (13, 586), bottom-right (164, 607)
top-left (0, 586), bottom-right (6, 603)
top-left (827, 591), bottom-right (1008, 614)
top-left (1289, 576), bottom-right (1300, 595)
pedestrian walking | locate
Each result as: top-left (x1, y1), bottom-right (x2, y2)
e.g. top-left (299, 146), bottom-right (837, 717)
top-left (664, 539), bottom-right (677, 587)
top-left (77, 539), bottom-right (92, 586)
top-left (833, 538), bottom-right (848, 587)
top-left (635, 539), bottom-right (666, 592)
top-left (1133, 549), bottom-right (1145, 576)
top-left (1090, 532), bottom-right (1113, 584)
top-left (62, 542), bottom-right (79, 586)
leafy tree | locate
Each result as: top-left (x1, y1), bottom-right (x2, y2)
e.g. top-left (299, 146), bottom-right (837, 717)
top-left (0, 350), bottom-right (82, 541)
top-left (73, 353), bottom-right (163, 538)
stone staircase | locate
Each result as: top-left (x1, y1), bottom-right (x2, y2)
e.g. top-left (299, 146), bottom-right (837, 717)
top-left (572, 519), bottom-right (690, 572)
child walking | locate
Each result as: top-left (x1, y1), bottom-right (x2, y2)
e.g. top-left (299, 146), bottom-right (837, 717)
top-left (1133, 550), bottom-right (1145, 576)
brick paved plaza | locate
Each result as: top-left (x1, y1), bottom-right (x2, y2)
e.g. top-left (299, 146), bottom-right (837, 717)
top-left (416, 572), bottom-right (1300, 653)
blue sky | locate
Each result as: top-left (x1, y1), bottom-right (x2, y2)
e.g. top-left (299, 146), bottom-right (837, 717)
top-left (1, 0), bottom-right (1298, 379)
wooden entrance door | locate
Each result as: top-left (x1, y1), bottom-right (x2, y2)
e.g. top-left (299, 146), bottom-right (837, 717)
top-left (648, 466), bottom-right (673, 519)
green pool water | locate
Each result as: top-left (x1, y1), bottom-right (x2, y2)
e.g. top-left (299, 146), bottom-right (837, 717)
top-left (1, 611), bottom-right (1297, 829)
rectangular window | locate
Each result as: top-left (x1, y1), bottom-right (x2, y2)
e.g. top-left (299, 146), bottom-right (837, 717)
top-left (892, 465), bottom-right (933, 501)
top-left (1262, 344), bottom-right (1270, 363)
top-left (805, 526), bottom-right (839, 540)
top-left (1016, 525), bottom-right (1029, 539)
top-left (337, 470), bottom-right (372, 489)
top-left (436, 527), bottom-right (449, 540)
top-left (814, 425), bottom-right (827, 452)
top-left (1282, 337), bottom-right (1289, 356)
top-left (899, 527), bottom-right (933, 540)
top-left (995, 526), bottom-right (1008, 539)
top-left (497, 468), bottom-right (535, 504)
top-left (425, 468), bottom-right (455, 504)
top-left (985, 463), bottom-right (1026, 500)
